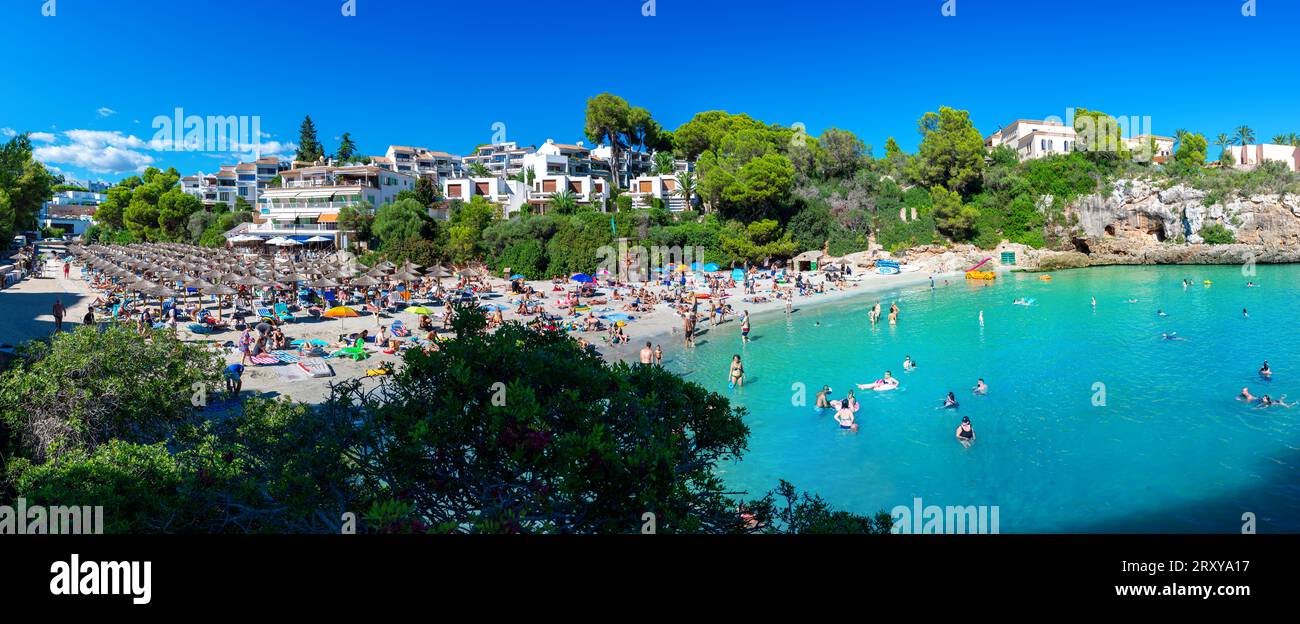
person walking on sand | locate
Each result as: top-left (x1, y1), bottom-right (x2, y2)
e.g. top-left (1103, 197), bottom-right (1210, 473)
top-left (63, 262), bottom-right (70, 280)
top-left (52, 298), bottom-right (64, 333)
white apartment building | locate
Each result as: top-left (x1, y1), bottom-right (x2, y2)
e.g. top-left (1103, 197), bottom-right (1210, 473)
top-left (182, 157), bottom-right (289, 209)
top-left (376, 145), bottom-right (463, 182)
top-left (526, 139), bottom-right (594, 178)
top-left (41, 190), bottom-right (105, 237)
top-left (461, 141), bottom-right (535, 179)
top-left (985, 119), bottom-right (1077, 160)
top-left (442, 177), bottom-right (529, 217)
top-left (245, 165), bottom-right (417, 247)
top-left (626, 174), bottom-right (691, 211)
top-left (590, 144), bottom-right (654, 187)
top-left (526, 174), bottom-right (608, 212)
top-left (1231, 144), bottom-right (1300, 172)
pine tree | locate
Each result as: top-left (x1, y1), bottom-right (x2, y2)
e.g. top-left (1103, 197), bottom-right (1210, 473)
top-left (337, 132), bottom-right (357, 162)
top-left (296, 115), bottom-right (324, 163)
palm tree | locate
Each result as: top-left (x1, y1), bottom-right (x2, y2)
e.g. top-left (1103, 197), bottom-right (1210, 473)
top-left (653, 151), bottom-right (676, 176)
top-left (1214, 134), bottom-right (1235, 165)
top-left (671, 170), bottom-right (698, 213)
top-left (1287, 133), bottom-right (1300, 147)
top-left (548, 190), bottom-right (577, 215)
top-left (468, 162), bottom-right (491, 178)
top-left (1272, 134), bottom-right (1289, 145)
top-left (1173, 128), bottom-right (1189, 151)
top-left (1236, 125), bottom-right (1256, 164)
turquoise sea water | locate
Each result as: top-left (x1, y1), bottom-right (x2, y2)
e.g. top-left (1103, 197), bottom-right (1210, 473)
top-left (667, 265), bottom-right (1300, 532)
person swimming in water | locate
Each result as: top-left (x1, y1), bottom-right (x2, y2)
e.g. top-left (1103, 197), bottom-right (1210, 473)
top-left (845, 389), bottom-right (859, 411)
top-left (973, 378), bottom-right (988, 395)
top-left (942, 391), bottom-right (959, 409)
top-left (728, 354), bottom-right (745, 388)
top-left (1239, 387), bottom-right (1257, 402)
top-left (1157, 309), bottom-right (1167, 316)
top-left (1243, 308), bottom-right (1249, 318)
top-left (956, 416), bottom-right (975, 447)
top-left (834, 400), bottom-right (858, 431)
top-left (1161, 332), bottom-right (1185, 341)
top-left (1258, 395), bottom-right (1295, 408)
top-left (1247, 281), bottom-right (1258, 287)
top-left (858, 371), bottom-right (897, 390)
top-left (1091, 296), bottom-right (1096, 308)
top-left (815, 385), bottom-right (833, 408)
top-left (1260, 360), bottom-right (1272, 379)
top-left (903, 355), bottom-right (916, 371)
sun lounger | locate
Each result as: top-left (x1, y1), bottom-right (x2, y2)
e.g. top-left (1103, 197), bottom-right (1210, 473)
top-left (273, 303), bottom-right (294, 323)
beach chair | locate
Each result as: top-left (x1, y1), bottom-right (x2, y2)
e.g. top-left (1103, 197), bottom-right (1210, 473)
top-left (391, 320), bottom-right (411, 337)
top-left (273, 303), bottom-right (294, 324)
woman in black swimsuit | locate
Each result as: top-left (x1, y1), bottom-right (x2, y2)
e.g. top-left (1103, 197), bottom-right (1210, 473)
top-left (955, 416), bottom-right (975, 446)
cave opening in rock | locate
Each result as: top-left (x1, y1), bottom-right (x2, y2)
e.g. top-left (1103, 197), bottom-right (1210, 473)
top-left (1149, 224), bottom-right (1166, 242)
top-left (1104, 225), bottom-right (1116, 237)
top-left (1072, 237), bottom-right (1091, 254)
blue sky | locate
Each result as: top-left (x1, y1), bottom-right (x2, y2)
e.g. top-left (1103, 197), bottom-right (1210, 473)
top-left (1, 0), bottom-right (1295, 184)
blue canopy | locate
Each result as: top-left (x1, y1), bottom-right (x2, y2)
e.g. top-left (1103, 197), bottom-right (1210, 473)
top-left (571, 273), bottom-right (594, 283)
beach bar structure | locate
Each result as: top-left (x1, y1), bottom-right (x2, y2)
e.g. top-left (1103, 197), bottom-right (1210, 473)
top-left (793, 250), bottom-right (827, 272)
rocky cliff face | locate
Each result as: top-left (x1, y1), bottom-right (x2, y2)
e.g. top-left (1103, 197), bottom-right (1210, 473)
top-left (1029, 180), bottom-right (1300, 268)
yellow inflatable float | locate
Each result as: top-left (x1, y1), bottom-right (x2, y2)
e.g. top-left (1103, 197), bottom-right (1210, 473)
top-left (1039, 275), bottom-right (1053, 281)
top-left (965, 270), bottom-right (996, 281)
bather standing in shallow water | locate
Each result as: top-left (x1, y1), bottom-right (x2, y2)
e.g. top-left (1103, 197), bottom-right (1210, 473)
top-left (956, 416), bottom-right (975, 447)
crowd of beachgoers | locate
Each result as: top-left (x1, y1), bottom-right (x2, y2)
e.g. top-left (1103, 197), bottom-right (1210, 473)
top-left (3, 242), bottom-right (950, 404)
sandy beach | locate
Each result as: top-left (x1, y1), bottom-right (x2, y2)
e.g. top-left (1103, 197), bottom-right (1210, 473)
top-left (2, 248), bottom-right (980, 404)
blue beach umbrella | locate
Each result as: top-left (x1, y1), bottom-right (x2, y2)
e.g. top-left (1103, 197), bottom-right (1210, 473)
top-left (571, 273), bottom-right (594, 283)
top-left (510, 274), bottom-right (526, 280)
top-left (602, 313), bottom-right (633, 323)
top-left (702, 263), bottom-right (720, 272)
top-left (731, 268), bottom-right (745, 281)
top-left (480, 303), bottom-right (508, 311)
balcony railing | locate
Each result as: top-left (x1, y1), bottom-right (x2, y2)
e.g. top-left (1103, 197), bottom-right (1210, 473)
top-left (247, 223), bottom-right (339, 233)
top-left (259, 201), bottom-right (362, 212)
top-left (276, 179), bottom-right (376, 189)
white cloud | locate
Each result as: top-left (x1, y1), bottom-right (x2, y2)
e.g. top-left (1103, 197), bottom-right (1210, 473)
top-left (34, 129), bottom-right (155, 174)
top-left (96, 107), bottom-right (117, 118)
top-left (29, 132), bottom-right (56, 143)
top-left (1, 127), bottom-right (15, 138)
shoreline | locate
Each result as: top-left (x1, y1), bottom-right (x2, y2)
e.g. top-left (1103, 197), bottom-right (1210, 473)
top-left (594, 269), bottom-right (968, 365)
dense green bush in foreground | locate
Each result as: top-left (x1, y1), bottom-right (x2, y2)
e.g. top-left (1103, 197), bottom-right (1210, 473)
top-left (0, 308), bottom-right (890, 534)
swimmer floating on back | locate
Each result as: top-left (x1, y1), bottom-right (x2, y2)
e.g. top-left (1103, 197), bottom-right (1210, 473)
top-left (1258, 394), bottom-right (1295, 408)
top-left (858, 371), bottom-right (897, 390)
